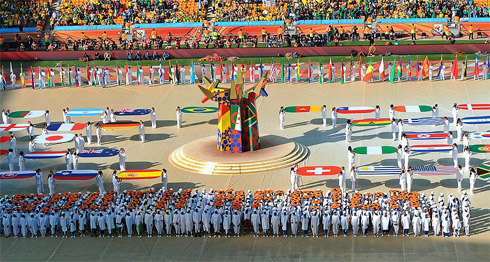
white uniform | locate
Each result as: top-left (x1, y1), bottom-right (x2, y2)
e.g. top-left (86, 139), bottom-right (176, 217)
top-left (176, 110), bottom-right (182, 128)
top-left (161, 172), bottom-right (167, 190)
top-left (86, 123), bottom-right (92, 144)
top-left (96, 173), bottom-right (105, 194)
top-left (321, 108), bottom-right (327, 127)
top-left (345, 123), bottom-right (352, 143)
top-left (118, 151), bottom-right (126, 171)
top-left (452, 106), bottom-right (458, 127)
top-left (331, 110), bottom-right (337, 128)
top-left (279, 110), bottom-right (285, 129)
top-left (399, 171), bottom-right (407, 191)
top-left (139, 123), bottom-right (145, 142)
top-left (457, 169), bottom-right (464, 192)
top-left (48, 175), bottom-right (55, 196)
top-left (469, 170), bottom-right (477, 194)
top-left (406, 170), bottom-right (413, 193)
top-left (7, 151), bottom-right (14, 171)
top-left (36, 171), bottom-right (44, 194)
top-left (451, 147), bottom-right (458, 168)
top-left (18, 155), bottom-right (25, 171)
top-left (391, 121), bottom-right (398, 141)
top-left (290, 169), bottom-right (298, 190)
top-left (45, 112), bottom-right (50, 125)
top-left (396, 148), bottom-right (403, 168)
top-left (96, 126), bottom-right (102, 146)
top-left (350, 169), bottom-right (357, 192)
top-left (151, 110), bottom-right (157, 128)
top-left (338, 170), bottom-right (346, 192)
top-left (464, 150), bottom-right (471, 171)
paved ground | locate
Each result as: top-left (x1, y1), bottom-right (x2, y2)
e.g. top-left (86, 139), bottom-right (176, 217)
top-left (0, 79), bottom-right (489, 261)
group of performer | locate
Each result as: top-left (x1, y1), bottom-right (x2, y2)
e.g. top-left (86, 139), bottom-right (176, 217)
top-left (0, 187), bottom-right (471, 239)
top-left (1, 56), bottom-right (489, 89)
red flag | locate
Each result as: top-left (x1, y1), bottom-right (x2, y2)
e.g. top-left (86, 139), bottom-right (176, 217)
top-left (451, 56), bottom-right (458, 80)
top-left (86, 60), bottom-right (90, 83)
top-left (422, 56), bottom-right (430, 79)
top-left (30, 66), bottom-right (34, 89)
top-left (307, 59), bottom-right (311, 82)
top-left (327, 60), bottom-right (332, 81)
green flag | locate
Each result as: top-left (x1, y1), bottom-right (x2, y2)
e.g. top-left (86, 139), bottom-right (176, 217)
top-left (390, 60), bottom-right (396, 83)
top-left (136, 61), bottom-right (140, 85)
top-left (319, 61), bottom-right (322, 84)
top-left (68, 65), bottom-right (71, 87)
top-left (210, 62), bottom-right (214, 81)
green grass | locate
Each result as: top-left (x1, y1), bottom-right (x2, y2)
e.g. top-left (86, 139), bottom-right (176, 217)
top-left (1, 53), bottom-right (485, 69)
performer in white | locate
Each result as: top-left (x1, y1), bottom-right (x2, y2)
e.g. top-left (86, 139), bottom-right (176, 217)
top-left (279, 106), bottom-right (285, 129)
top-left (321, 105), bottom-right (327, 128)
top-left (119, 148), bottom-right (126, 171)
top-left (139, 120), bottom-right (145, 143)
top-left (176, 106), bottom-right (182, 128)
top-left (151, 107), bottom-right (157, 128)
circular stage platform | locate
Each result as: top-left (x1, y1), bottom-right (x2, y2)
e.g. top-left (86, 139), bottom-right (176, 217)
top-left (169, 135), bottom-right (309, 175)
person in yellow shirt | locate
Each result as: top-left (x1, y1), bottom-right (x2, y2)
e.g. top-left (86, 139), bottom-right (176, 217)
top-left (411, 24), bottom-right (417, 40)
top-left (468, 24), bottom-right (474, 40)
top-left (261, 27), bottom-right (267, 42)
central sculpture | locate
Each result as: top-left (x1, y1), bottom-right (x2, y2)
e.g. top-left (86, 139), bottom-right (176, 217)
top-left (198, 69), bottom-right (269, 153)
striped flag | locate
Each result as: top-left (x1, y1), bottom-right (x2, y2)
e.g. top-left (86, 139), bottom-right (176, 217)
top-left (307, 59), bottom-right (311, 83)
top-left (412, 165), bottom-right (457, 176)
top-left (74, 65), bottom-right (79, 87)
top-left (20, 63), bottom-right (25, 88)
top-left (319, 61), bottom-right (322, 84)
top-left (136, 61), bottom-right (140, 85)
top-left (389, 60), bottom-right (396, 83)
top-left (1, 66), bottom-right (6, 90)
top-left (407, 56), bottom-right (411, 80)
top-left (270, 58), bottom-right (274, 82)
top-left (340, 62), bottom-right (345, 84)
top-left (92, 63), bottom-right (96, 86)
top-left (60, 61), bottom-right (64, 86)
top-left (86, 60), bottom-right (90, 84)
top-left (68, 65), bottom-right (72, 87)
top-left (168, 60), bottom-right (173, 84)
top-left (356, 166), bottom-right (401, 176)
top-left (47, 66), bottom-right (51, 87)
top-left (30, 66), bottom-right (34, 89)
top-left (415, 56), bottom-right (420, 80)
top-left (379, 57), bottom-right (385, 81)
top-left (436, 55), bottom-right (443, 79)
top-left (260, 58), bottom-right (263, 78)
top-left (363, 59), bottom-right (373, 82)
top-left (297, 58), bottom-right (300, 83)
top-left (474, 54), bottom-right (479, 80)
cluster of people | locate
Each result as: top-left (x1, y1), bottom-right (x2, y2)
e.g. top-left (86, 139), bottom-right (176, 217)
top-left (214, 0), bottom-right (490, 22)
top-left (49, 0), bottom-right (206, 28)
top-left (0, 0), bottom-right (50, 28)
top-left (0, 187), bottom-right (471, 239)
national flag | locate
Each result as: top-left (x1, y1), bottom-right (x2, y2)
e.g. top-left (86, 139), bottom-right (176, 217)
top-left (249, 60), bottom-right (253, 83)
top-left (230, 60), bottom-right (234, 81)
top-left (260, 58), bottom-right (263, 78)
top-left (92, 63), bottom-right (96, 86)
top-left (191, 60), bottom-right (196, 84)
top-left (281, 57), bottom-right (285, 83)
top-left (415, 56), bottom-right (420, 80)
top-left (86, 60), bottom-right (90, 84)
top-left (474, 54), bottom-right (479, 80)
top-left (47, 66), bottom-right (51, 87)
top-left (358, 56), bottom-right (362, 81)
top-left (168, 60), bottom-right (173, 84)
top-left (487, 56), bottom-right (490, 78)
top-left (68, 65), bottom-right (72, 87)
top-left (422, 56), bottom-right (430, 79)
top-left (20, 64), bottom-right (25, 88)
top-left (37, 67), bottom-right (41, 89)
top-left (9, 62), bottom-right (13, 75)
top-left (349, 55), bottom-right (354, 80)
top-left (219, 60), bottom-right (224, 83)
top-left (116, 62), bottom-right (120, 85)
top-left (364, 59), bottom-right (373, 82)
top-left (340, 62), bottom-right (345, 84)
top-left (297, 58), bottom-right (300, 83)
top-left (397, 57), bottom-right (402, 79)
top-left (74, 65), bottom-right (79, 87)
top-left (148, 65), bottom-right (152, 84)
top-left (175, 61), bottom-right (180, 84)
top-left (389, 60), bottom-right (396, 83)
top-left (436, 56), bottom-right (443, 79)
top-left (1, 66), bottom-right (7, 90)
top-left (463, 55), bottom-right (468, 80)
top-left (288, 61), bottom-right (291, 83)
top-left (136, 61), bottom-right (140, 85)
top-left (211, 61), bottom-right (215, 82)
top-left (60, 61), bottom-right (64, 86)
top-left (407, 56), bottom-right (411, 80)
top-left (379, 57), bottom-right (385, 81)
top-left (319, 61), bottom-right (323, 84)
top-left (307, 59), bottom-right (311, 83)
top-left (269, 58), bottom-right (274, 82)
top-left (451, 55), bottom-right (458, 80)
top-left (327, 58), bottom-right (333, 82)
top-left (30, 66), bottom-right (34, 89)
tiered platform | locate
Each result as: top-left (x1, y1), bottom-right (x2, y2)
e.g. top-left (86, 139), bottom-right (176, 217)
top-left (169, 135), bottom-right (309, 175)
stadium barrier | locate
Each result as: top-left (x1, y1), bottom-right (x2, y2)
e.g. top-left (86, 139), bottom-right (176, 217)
top-left (1, 43), bottom-right (488, 61)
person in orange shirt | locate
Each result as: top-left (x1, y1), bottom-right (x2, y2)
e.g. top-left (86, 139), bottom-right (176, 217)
top-left (237, 29), bottom-right (244, 40)
top-left (277, 26), bottom-right (283, 40)
top-left (102, 31), bottom-right (107, 40)
top-left (203, 20), bottom-right (209, 28)
top-left (44, 33), bottom-right (50, 47)
top-left (468, 24), bottom-right (474, 39)
top-left (203, 29), bottom-right (210, 38)
top-left (261, 27), bottom-right (267, 42)
top-left (442, 26), bottom-right (450, 39)
top-left (151, 29), bottom-right (157, 41)
top-left (363, 26), bottom-right (370, 40)
top-left (411, 24), bottom-right (417, 40)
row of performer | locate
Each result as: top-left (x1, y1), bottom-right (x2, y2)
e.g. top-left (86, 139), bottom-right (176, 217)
top-left (0, 188), bottom-right (471, 239)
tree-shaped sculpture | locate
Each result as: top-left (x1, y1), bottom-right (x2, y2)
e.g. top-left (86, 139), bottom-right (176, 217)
top-left (198, 69), bottom-right (269, 153)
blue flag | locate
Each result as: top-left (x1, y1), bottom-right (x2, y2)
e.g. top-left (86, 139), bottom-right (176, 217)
top-left (191, 61), bottom-right (195, 84)
top-left (288, 62), bottom-right (291, 83)
top-left (260, 58), bottom-right (263, 78)
top-left (74, 65), bottom-right (79, 87)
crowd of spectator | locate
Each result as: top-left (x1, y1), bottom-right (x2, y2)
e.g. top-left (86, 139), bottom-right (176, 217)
top-left (0, 0), bottom-right (51, 28)
top-left (215, 0), bottom-right (490, 22)
top-left (48, 0), bottom-right (207, 28)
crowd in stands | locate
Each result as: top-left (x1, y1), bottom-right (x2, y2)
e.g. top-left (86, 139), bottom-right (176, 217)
top-left (0, 0), bottom-right (51, 28)
top-left (215, 0), bottom-right (490, 22)
top-left (49, 0), bottom-right (207, 28)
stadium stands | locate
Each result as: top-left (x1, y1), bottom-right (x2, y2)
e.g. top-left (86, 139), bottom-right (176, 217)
top-left (0, 0), bottom-right (50, 28)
